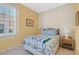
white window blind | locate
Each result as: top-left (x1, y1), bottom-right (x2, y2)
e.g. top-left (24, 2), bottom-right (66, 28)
top-left (0, 5), bottom-right (17, 36)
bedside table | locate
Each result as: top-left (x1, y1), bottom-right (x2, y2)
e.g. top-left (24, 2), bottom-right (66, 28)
top-left (60, 36), bottom-right (75, 50)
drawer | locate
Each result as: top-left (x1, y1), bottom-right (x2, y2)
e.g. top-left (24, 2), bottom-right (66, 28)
top-left (62, 39), bottom-right (72, 45)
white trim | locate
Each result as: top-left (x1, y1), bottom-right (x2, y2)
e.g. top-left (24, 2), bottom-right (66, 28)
top-left (0, 33), bottom-right (16, 36)
top-left (16, 4), bottom-right (19, 37)
top-left (0, 44), bottom-right (22, 54)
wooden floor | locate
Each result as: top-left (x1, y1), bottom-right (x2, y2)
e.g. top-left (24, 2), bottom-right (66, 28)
top-left (0, 46), bottom-right (74, 55)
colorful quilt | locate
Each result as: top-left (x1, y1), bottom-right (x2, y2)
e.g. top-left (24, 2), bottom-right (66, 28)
top-left (24, 28), bottom-right (59, 55)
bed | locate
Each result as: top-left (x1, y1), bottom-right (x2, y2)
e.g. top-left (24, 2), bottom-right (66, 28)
top-left (23, 28), bottom-right (59, 55)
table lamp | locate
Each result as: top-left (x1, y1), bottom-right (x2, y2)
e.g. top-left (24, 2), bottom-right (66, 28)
top-left (63, 29), bottom-right (70, 39)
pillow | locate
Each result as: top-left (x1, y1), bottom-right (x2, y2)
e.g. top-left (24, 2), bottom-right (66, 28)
top-left (41, 28), bottom-right (57, 36)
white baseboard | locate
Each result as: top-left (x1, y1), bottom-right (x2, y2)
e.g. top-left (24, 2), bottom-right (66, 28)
top-left (0, 44), bottom-right (22, 54)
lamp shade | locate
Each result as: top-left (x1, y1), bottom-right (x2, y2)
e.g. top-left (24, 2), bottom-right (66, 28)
top-left (63, 29), bottom-right (70, 34)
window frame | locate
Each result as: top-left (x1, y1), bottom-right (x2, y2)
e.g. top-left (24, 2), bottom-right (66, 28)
top-left (0, 4), bottom-right (18, 37)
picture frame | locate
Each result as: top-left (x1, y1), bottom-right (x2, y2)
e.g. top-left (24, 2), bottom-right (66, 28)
top-left (26, 19), bottom-right (34, 27)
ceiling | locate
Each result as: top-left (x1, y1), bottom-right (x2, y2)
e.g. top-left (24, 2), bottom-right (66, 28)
top-left (22, 3), bottom-right (67, 13)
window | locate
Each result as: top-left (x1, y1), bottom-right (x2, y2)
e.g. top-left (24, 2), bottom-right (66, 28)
top-left (0, 5), bottom-right (17, 36)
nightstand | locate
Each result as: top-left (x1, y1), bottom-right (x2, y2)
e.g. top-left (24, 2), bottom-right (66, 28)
top-left (60, 36), bottom-right (75, 50)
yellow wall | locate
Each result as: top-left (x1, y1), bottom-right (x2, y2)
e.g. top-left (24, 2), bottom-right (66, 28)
top-left (73, 4), bottom-right (79, 54)
top-left (74, 26), bottom-right (79, 54)
top-left (0, 4), bottom-right (39, 52)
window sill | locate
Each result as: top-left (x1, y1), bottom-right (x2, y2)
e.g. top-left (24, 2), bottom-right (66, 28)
top-left (0, 33), bottom-right (16, 37)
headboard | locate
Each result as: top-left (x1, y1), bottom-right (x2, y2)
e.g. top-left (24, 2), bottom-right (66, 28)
top-left (41, 28), bottom-right (60, 35)
top-left (57, 28), bottom-right (60, 35)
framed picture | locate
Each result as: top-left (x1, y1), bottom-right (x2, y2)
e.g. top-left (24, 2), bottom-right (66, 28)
top-left (26, 19), bottom-right (34, 27)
